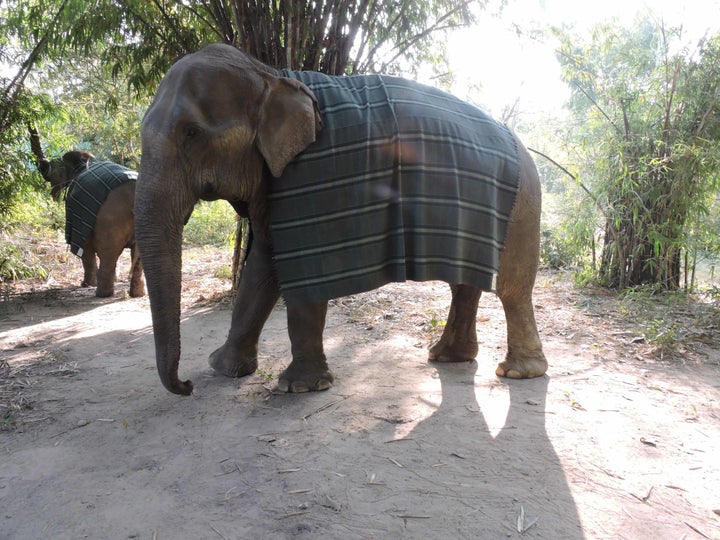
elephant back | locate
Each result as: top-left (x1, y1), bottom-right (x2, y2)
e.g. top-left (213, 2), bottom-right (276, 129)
top-left (65, 162), bottom-right (138, 256)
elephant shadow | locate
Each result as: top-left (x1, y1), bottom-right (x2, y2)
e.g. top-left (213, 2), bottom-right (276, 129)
top-left (0, 286), bottom-right (132, 332)
top-left (373, 362), bottom-right (585, 538)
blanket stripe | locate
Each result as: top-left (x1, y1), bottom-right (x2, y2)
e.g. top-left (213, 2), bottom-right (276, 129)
top-left (65, 161), bottom-right (137, 257)
top-left (270, 71), bottom-right (520, 303)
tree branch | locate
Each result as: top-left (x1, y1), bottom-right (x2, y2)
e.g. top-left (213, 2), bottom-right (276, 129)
top-left (527, 146), bottom-right (606, 218)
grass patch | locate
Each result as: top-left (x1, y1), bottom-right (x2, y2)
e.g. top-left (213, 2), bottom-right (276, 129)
top-left (213, 265), bottom-right (233, 279)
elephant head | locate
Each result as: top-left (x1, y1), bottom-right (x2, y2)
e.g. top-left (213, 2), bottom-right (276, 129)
top-left (40, 150), bottom-right (95, 200)
top-left (136, 44), bottom-right (322, 395)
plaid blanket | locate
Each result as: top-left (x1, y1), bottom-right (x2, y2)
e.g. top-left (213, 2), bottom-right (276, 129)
top-left (65, 161), bottom-right (138, 256)
top-left (270, 71), bottom-right (520, 303)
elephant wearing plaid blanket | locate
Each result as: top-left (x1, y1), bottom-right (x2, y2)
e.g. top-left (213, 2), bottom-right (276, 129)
top-left (41, 151), bottom-right (144, 298)
top-left (136, 44), bottom-right (546, 396)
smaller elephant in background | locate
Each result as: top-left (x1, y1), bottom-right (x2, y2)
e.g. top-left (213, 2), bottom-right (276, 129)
top-left (40, 150), bottom-right (144, 298)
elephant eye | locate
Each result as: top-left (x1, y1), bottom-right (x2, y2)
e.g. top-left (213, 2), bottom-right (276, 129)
top-left (179, 123), bottom-right (205, 153)
top-left (183, 123), bottom-right (201, 139)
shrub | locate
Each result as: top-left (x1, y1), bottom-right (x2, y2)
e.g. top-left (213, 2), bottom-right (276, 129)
top-left (0, 234), bottom-right (48, 281)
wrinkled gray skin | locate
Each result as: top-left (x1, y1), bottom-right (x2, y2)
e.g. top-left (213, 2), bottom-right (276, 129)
top-left (136, 43), bottom-right (547, 396)
top-left (41, 151), bottom-right (145, 298)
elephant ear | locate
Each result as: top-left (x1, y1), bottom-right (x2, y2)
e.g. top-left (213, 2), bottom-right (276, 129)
top-left (256, 77), bottom-right (323, 178)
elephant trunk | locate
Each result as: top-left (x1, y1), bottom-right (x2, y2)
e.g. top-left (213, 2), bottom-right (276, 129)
top-left (135, 177), bottom-right (195, 395)
top-left (27, 123), bottom-right (51, 178)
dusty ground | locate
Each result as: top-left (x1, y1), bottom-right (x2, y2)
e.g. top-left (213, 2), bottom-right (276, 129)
top-left (1, 243), bottom-right (720, 539)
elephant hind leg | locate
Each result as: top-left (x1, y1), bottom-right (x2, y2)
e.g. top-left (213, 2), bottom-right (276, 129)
top-left (277, 301), bottom-right (333, 393)
top-left (494, 289), bottom-right (547, 379)
top-left (80, 248), bottom-right (98, 287)
top-left (128, 244), bottom-right (145, 297)
top-left (494, 144), bottom-right (547, 379)
top-left (428, 284), bottom-right (481, 363)
top-left (95, 246), bottom-right (122, 297)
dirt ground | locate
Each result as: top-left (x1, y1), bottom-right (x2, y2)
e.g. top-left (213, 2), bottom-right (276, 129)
top-left (1, 243), bottom-right (720, 540)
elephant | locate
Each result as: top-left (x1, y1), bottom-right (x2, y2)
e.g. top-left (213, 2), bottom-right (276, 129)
top-left (136, 43), bottom-right (547, 396)
top-left (40, 151), bottom-right (145, 298)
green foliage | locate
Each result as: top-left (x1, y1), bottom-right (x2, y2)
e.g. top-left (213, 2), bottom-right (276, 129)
top-left (539, 160), bottom-right (600, 277)
top-left (0, 223), bottom-right (51, 282)
top-left (213, 265), bottom-right (233, 280)
top-left (5, 190), bottom-right (64, 232)
top-left (540, 228), bottom-right (578, 270)
top-left (0, 192), bottom-right (64, 282)
top-left (0, 79), bottom-right (55, 216)
top-left (183, 201), bottom-right (237, 247)
top-left (0, 0), bottom-right (481, 224)
top-left (103, 1), bottom-right (479, 84)
top-left (30, 47), bottom-right (149, 167)
top-left (5, 0), bottom-right (480, 98)
top-left (0, 240), bottom-right (47, 281)
top-left (555, 17), bottom-right (720, 290)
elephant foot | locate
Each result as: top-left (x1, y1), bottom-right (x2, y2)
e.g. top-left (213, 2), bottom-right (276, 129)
top-left (95, 286), bottom-right (114, 297)
top-left (428, 338), bottom-right (478, 363)
top-left (129, 284), bottom-right (146, 298)
top-left (495, 352), bottom-right (548, 379)
top-left (81, 279), bottom-right (96, 288)
top-left (277, 358), bottom-right (334, 393)
top-left (208, 343), bottom-right (258, 378)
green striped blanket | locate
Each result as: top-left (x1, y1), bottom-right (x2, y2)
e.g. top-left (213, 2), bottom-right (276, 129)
top-left (65, 161), bottom-right (138, 256)
top-left (270, 71), bottom-right (520, 303)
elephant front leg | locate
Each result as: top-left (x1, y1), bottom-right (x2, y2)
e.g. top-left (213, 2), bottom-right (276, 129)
top-left (428, 284), bottom-right (481, 363)
top-left (209, 235), bottom-right (280, 378)
top-left (277, 301), bottom-right (333, 393)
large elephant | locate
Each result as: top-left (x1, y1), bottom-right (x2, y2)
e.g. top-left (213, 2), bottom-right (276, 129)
top-left (40, 151), bottom-right (145, 298)
top-left (136, 43), bottom-right (547, 396)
